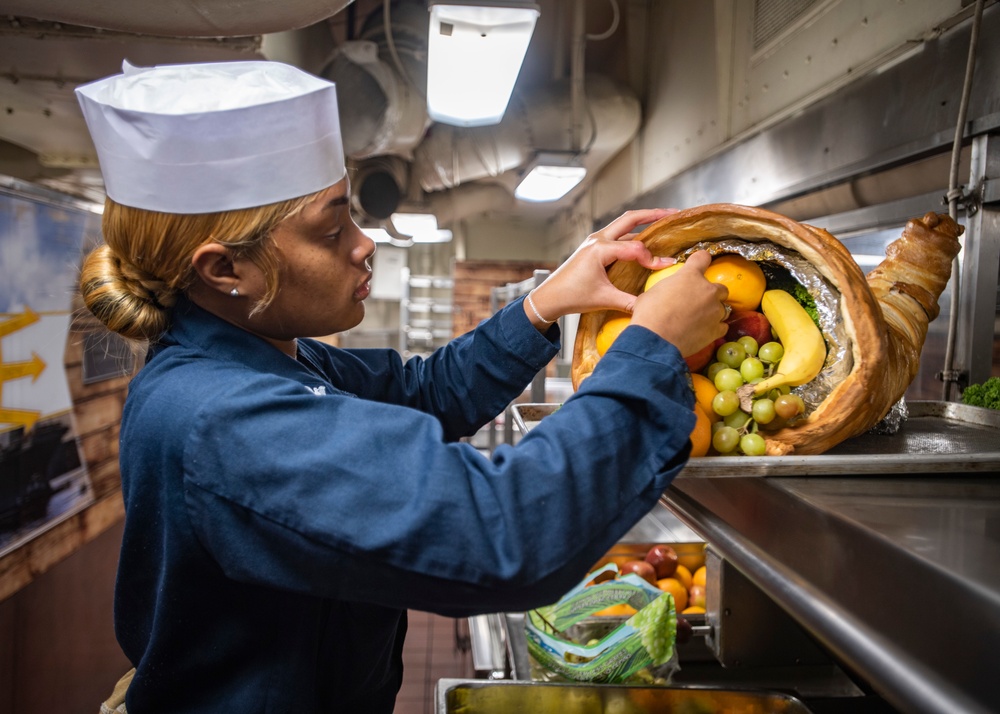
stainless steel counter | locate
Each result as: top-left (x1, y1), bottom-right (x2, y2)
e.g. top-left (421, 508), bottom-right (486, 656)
top-left (665, 474), bottom-right (1000, 714)
top-left (510, 401), bottom-right (1000, 711)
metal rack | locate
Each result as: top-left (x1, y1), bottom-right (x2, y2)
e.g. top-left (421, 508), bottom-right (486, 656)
top-left (399, 267), bottom-right (454, 358)
top-left (485, 270), bottom-right (551, 454)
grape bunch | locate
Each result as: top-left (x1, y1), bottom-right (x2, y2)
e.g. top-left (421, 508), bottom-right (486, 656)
top-left (705, 337), bottom-right (806, 456)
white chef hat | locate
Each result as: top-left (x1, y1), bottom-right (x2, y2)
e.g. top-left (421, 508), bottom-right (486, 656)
top-left (75, 60), bottom-right (346, 214)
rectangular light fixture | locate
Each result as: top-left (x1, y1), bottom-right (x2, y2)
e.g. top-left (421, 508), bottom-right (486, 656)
top-left (426, 1), bottom-right (540, 127)
top-left (389, 212), bottom-right (453, 243)
top-left (514, 152), bottom-right (587, 202)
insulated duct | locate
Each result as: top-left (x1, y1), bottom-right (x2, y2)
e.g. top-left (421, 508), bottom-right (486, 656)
top-left (335, 0), bottom-right (641, 227)
top-left (322, 0), bottom-right (430, 160)
top-left (412, 73), bottom-right (642, 197)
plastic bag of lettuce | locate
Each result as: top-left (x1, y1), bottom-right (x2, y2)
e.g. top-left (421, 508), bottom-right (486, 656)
top-left (525, 563), bottom-right (680, 684)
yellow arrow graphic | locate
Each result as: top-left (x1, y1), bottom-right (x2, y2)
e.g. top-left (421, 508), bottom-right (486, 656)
top-left (0, 352), bottom-right (46, 384)
top-left (0, 407), bottom-right (41, 431)
top-left (0, 307), bottom-right (40, 338)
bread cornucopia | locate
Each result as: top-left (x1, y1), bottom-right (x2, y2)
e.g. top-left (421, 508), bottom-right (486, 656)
top-left (571, 204), bottom-right (963, 456)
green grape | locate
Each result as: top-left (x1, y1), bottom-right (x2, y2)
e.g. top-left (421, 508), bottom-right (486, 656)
top-left (711, 421), bottom-right (727, 435)
top-left (712, 426), bottom-right (740, 454)
top-left (712, 390), bottom-right (740, 417)
top-left (740, 433), bottom-right (767, 456)
top-left (774, 393), bottom-right (806, 419)
top-left (737, 336), bottom-right (759, 357)
top-left (758, 341), bottom-right (784, 364)
top-left (724, 410), bottom-right (751, 430)
top-left (740, 357), bottom-right (764, 382)
top-left (714, 368), bottom-right (744, 393)
top-left (751, 398), bottom-right (776, 424)
top-left (716, 341), bottom-right (747, 369)
top-left (706, 361), bottom-right (728, 382)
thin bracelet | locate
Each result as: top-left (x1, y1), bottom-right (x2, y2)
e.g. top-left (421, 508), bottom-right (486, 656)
top-left (526, 290), bottom-right (555, 325)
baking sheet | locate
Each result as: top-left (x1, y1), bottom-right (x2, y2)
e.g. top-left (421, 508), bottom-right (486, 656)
top-left (510, 401), bottom-right (1000, 477)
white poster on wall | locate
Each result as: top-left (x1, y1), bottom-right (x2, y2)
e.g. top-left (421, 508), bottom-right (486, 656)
top-left (371, 244), bottom-right (407, 300)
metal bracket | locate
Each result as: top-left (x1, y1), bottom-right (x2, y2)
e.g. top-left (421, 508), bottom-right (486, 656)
top-left (936, 368), bottom-right (968, 388)
top-left (942, 183), bottom-right (981, 216)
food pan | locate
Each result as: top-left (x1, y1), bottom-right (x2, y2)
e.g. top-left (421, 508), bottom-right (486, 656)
top-left (436, 677), bottom-right (814, 713)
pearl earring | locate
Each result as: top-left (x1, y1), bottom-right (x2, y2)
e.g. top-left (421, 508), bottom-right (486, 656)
top-left (230, 288), bottom-right (239, 297)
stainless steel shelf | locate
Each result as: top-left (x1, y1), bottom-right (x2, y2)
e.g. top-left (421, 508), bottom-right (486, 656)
top-left (664, 473), bottom-right (1000, 714)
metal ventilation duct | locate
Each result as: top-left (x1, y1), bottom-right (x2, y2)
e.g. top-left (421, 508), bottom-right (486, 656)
top-left (0, 0), bottom-right (354, 37)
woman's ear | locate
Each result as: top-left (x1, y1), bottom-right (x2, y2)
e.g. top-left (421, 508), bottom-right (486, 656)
top-left (191, 243), bottom-right (239, 296)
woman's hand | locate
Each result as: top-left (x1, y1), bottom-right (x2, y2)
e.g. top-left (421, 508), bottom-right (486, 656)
top-left (629, 250), bottom-right (729, 357)
top-left (525, 209), bottom-right (679, 327)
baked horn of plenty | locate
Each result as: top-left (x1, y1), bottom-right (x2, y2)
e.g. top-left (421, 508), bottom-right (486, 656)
top-left (571, 204), bottom-right (963, 456)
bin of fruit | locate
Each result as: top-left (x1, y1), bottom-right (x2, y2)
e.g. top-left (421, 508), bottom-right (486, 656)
top-left (524, 543), bottom-right (709, 685)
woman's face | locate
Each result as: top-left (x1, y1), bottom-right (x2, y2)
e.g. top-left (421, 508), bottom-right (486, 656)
top-left (244, 179), bottom-right (376, 344)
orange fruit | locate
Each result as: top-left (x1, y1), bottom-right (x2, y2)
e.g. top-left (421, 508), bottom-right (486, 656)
top-left (677, 546), bottom-right (706, 573)
top-left (692, 566), bottom-right (707, 588)
top-left (691, 374), bottom-right (720, 422)
top-left (593, 603), bottom-right (637, 617)
top-left (596, 313), bottom-right (631, 356)
top-left (644, 262), bottom-right (682, 291)
top-left (655, 578), bottom-right (688, 611)
top-left (689, 404), bottom-right (712, 458)
top-left (673, 564), bottom-right (693, 591)
top-left (704, 254), bottom-right (766, 311)
top-left (681, 606), bottom-right (706, 615)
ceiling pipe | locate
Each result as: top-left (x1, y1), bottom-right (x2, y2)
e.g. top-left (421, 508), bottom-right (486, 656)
top-left (412, 73), bottom-right (641, 196)
top-left (340, 0), bottom-right (639, 228)
top-left (0, 0), bottom-right (354, 37)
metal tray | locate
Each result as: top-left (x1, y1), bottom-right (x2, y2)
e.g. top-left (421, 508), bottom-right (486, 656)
top-left (436, 678), bottom-right (815, 713)
top-left (511, 401), bottom-right (1000, 477)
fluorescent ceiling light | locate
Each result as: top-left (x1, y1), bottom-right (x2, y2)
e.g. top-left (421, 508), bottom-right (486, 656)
top-left (389, 212), bottom-right (453, 243)
top-left (362, 228), bottom-right (393, 243)
top-left (427, 2), bottom-right (540, 127)
top-left (514, 154), bottom-right (587, 202)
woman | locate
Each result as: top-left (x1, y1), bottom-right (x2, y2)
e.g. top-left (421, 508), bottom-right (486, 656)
top-left (77, 61), bottom-right (727, 713)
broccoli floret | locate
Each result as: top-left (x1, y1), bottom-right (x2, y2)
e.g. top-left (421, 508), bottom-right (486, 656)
top-left (758, 263), bottom-right (820, 328)
top-left (961, 377), bottom-right (1000, 410)
top-left (791, 283), bottom-right (820, 326)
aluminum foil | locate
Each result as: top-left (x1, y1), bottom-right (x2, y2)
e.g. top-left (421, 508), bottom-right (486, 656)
top-left (678, 239), bottom-right (853, 414)
top-left (868, 397), bottom-right (908, 435)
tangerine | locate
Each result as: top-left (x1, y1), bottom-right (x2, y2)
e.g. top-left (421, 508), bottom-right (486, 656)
top-left (644, 262), bottom-right (683, 291)
top-left (691, 374), bottom-right (720, 422)
top-left (655, 577), bottom-right (689, 611)
top-left (673, 564), bottom-right (693, 591)
top-left (692, 566), bottom-right (707, 588)
top-left (681, 606), bottom-right (706, 615)
top-left (595, 313), bottom-right (631, 356)
top-left (593, 603), bottom-right (637, 617)
top-left (704, 254), bottom-right (767, 311)
top-left (689, 404), bottom-right (712, 458)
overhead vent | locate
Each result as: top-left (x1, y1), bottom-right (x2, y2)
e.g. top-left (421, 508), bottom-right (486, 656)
top-left (753, 0), bottom-right (823, 51)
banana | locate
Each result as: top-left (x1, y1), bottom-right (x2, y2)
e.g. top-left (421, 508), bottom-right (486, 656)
top-left (753, 289), bottom-right (826, 395)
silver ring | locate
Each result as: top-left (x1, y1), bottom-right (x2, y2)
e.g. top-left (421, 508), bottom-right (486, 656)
top-left (723, 303), bottom-right (732, 317)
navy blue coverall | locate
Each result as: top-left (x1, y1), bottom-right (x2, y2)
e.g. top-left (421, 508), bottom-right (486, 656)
top-left (115, 295), bottom-right (695, 712)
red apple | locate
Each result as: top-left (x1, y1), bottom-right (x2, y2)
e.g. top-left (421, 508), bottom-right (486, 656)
top-left (725, 310), bottom-right (772, 345)
top-left (644, 544), bottom-right (679, 579)
top-left (688, 584), bottom-right (707, 609)
top-left (619, 559), bottom-right (658, 585)
top-left (675, 616), bottom-right (693, 644)
top-left (685, 337), bottom-right (727, 372)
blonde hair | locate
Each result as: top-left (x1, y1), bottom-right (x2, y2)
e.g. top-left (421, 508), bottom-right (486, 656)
top-left (79, 192), bottom-right (321, 342)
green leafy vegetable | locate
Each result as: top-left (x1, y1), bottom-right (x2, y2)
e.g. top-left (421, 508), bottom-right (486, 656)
top-left (961, 377), bottom-right (1000, 410)
top-left (760, 262), bottom-right (820, 328)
